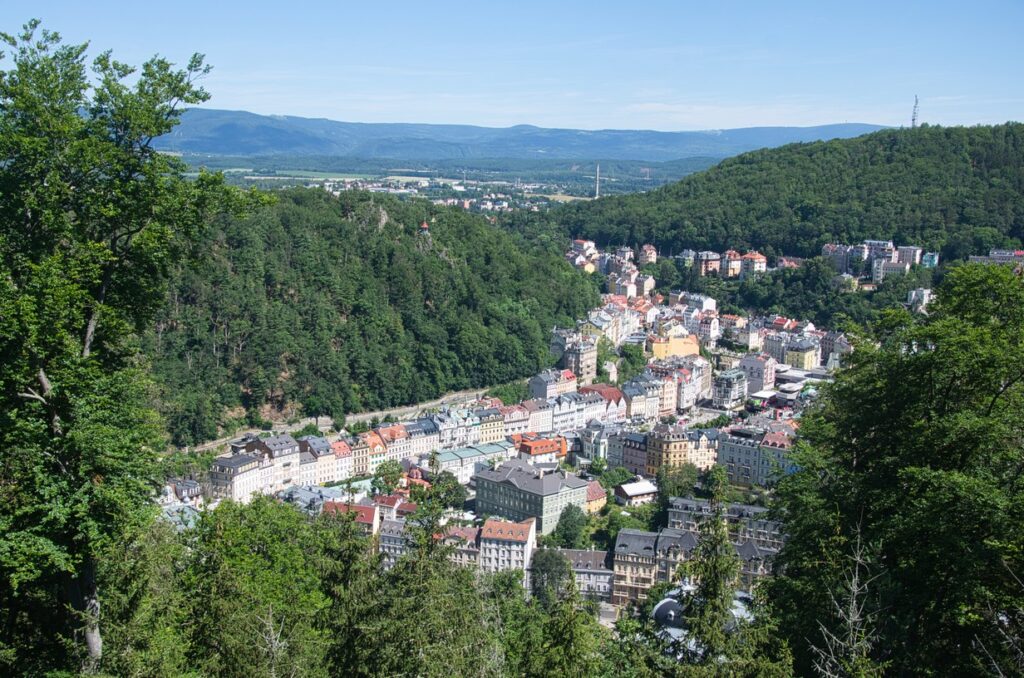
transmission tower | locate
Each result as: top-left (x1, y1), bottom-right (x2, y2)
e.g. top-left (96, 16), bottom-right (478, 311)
top-left (595, 163), bottom-right (601, 199)
top-left (911, 95), bottom-right (919, 128)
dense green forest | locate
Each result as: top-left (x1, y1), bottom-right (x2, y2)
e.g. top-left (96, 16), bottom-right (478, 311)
top-left (145, 189), bottom-right (600, 445)
top-left (542, 123), bottom-right (1024, 260)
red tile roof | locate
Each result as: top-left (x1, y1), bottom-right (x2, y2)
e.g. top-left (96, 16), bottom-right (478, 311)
top-left (586, 480), bottom-right (606, 503)
top-left (323, 502), bottom-right (376, 525)
top-left (481, 518), bottom-right (534, 543)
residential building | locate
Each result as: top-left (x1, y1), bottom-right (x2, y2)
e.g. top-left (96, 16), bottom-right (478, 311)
top-left (479, 518), bottom-right (537, 585)
top-left (740, 251), bottom-right (767, 278)
top-left (897, 245), bottom-right (923, 265)
top-left (611, 528), bottom-right (698, 605)
top-left (499, 404), bottom-right (531, 437)
top-left (621, 432), bottom-right (649, 475)
top-left (739, 353), bottom-right (777, 393)
top-left (712, 369), bottom-right (747, 410)
top-left (872, 258), bottom-right (911, 283)
top-left (331, 439), bottom-right (353, 481)
top-left (378, 519), bottom-right (410, 568)
top-left (523, 398), bottom-right (554, 434)
top-left (562, 335), bottom-right (598, 385)
top-left (476, 408), bottom-right (506, 443)
top-left (922, 251), bottom-right (940, 268)
top-left (722, 250), bottom-right (743, 278)
top-left (696, 251), bottom-right (721, 276)
top-left (784, 339), bottom-right (818, 370)
top-left (639, 244), bottom-right (658, 265)
top-left (377, 424), bottom-right (411, 463)
top-left (615, 479), bottom-right (659, 506)
top-left (667, 497), bottom-right (784, 551)
top-left (529, 368), bottom-right (578, 399)
top-left (322, 501), bottom-right (380, 535)
top-left (431, 441), bottom-right (517, 485)
top-left (208, 453), bottom-right (261, 502)
top-left (646, 424), bottom-right (719, 474)
top-left (405, 418), bottom-right (440, 457)
top-left (474, 459), bottom-right (588, 535)
top-left (585, 480), bottom-right (608, 514)
top-left (553, 548), bottom-right (614, 601)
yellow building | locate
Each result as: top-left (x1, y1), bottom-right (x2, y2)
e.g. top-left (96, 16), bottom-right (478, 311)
top-left (785, 341), bottom-right (818, 370)
top-left (649, 334), bottom-right (700, 360)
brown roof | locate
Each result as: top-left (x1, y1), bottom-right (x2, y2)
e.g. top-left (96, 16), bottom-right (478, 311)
top-left (580, 384), bottom-right (625, 404)
top-left (586, 480), bottom-right (607, 503)
top-left (481, 518), bottom-right (534, 543)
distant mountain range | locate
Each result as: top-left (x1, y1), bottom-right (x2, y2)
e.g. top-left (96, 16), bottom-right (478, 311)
top-left (156, 108), bottom-right (886, 161)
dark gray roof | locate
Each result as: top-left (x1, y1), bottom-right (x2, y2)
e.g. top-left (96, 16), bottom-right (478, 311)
top-left (405, 418), bottom-right (439, 435)
top-left (262, 434), bottom-right (299, 454)
top-left (614, 528), bottom-right (658, 556)
top-left (299, 435), bottom-right (331, 455)
top-left (474, 459), bottom-right (588, 496)
top-left (554, 548), bottom-right (611, 572)
top-left (212, 453), bottom-right (259, 470)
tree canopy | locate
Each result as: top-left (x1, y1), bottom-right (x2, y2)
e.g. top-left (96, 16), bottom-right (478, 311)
top-left (766, 263), bottom-right (1024, 675)
top-left (0, 21), bottom-right (237, 671)
top-left (146, 188), bottom-right (601, 445)
top-left (545, 123), bottom-right (1024, 261)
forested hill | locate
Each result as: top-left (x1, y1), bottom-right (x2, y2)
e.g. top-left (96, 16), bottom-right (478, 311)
top-left (145, 189), bottom-right (600, 445)
top-left (550, 123), bottom-right (1024, 260)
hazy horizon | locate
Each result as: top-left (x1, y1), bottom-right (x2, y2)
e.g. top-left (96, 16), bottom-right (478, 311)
top-left (5, 1), bottom-right (1023, 130)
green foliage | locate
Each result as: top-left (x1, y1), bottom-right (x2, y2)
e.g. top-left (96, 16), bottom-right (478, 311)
top-left (598, 465), bottom-right (635, 489)
top-left (653, 463), bottom-right (699, 529)
top-left (430, 470), bottom-right (468, 509)
top-left (766, 263), bottom-right (1024, 675)
top-left (0, 21), bottom-right (238, 671)
top-left (486, 379), bottom-right (530, 405)
top-left (530, 548), bottom-right (574, 611)
top-left (184, 498), bottom-right (332, 677)
top-left (371, 459), bottom-right (403, 496)
top-left (147, 188), bottom-right (600, 446)
top-left (681, 466), bottom-right (742, 663)
top-left (552, 503), bottom-right (590, 549)
top-left (553, 124), bottom-right (1024, 261)
top-left (617, 343), bottom-right (649, 383)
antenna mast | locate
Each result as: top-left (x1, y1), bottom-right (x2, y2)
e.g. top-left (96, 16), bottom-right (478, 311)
top-left (911, 95), bottom-right (919, 128)
top-left (595, 163), bottom-right (600, 199)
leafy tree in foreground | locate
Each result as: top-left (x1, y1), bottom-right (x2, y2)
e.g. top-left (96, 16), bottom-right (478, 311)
top-left (183, 498), bottom-right (331, 677)
top-left (0, 21), bottom-right (238, 671)
top-left (531, 547), bottom-right (574, 611)
top-left (767, 263), bottom-right (1024, 675)
top-left (680, 465), bottom-right (742, 664)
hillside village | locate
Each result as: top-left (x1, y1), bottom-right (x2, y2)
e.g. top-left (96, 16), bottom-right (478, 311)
top-left (160, 238), bottom-right (867, 615)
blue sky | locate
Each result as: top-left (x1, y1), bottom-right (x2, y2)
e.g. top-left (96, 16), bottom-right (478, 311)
top-left (4, 1), bottom-right (1022, 130)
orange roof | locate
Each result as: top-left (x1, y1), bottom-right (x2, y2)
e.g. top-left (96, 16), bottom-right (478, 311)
top-left (586, 480), bottom-right (606, 503)
top-left (481, 518), bottom-right (534, 543)
top-left (742, 251), bottom-right (767, 261)
top-left (376, 424), bottom-right (408, 442)
top-left (359, 430), bottom-right (386, 450)
top-left (331, 440), bottom-right (352, 458)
